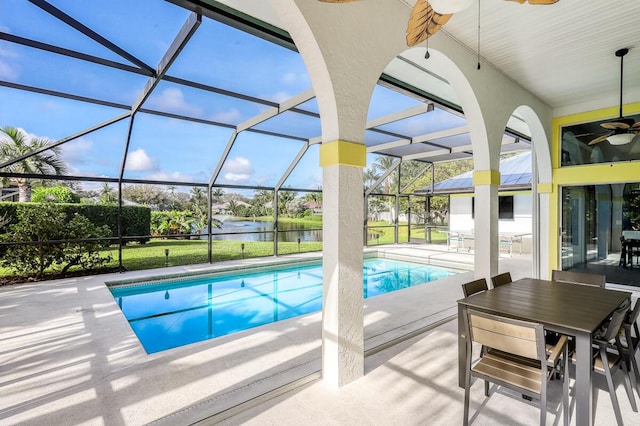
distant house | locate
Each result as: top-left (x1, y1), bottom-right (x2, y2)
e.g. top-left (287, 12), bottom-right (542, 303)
top-left (1, 187), bottom-right (19, 202)
top-left (302, 200), bottom-right (322, 215)
top-left (417, 151), bottom-right (533, 253)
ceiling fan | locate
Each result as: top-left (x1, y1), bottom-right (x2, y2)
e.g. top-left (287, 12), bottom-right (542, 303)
top-left (588, 48), bottom-right (640, 146)
top-left (319, 0), bottom-right (559, 47)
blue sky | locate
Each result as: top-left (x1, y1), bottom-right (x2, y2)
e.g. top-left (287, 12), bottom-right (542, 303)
top-left (0, 0), bottom-right (464, 194)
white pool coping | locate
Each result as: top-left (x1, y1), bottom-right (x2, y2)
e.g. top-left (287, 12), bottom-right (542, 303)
top-left (0, 244), bottom-right (526, 425)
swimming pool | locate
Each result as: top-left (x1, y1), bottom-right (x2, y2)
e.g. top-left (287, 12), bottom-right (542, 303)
top-left (109, 258), bottom-right (459, 353)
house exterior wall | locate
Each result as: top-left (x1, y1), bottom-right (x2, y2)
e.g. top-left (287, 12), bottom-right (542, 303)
top-left (449, 191), bottom-right (533, 253)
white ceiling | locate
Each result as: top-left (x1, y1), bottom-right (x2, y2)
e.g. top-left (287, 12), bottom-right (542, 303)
top-left (215, 0), bottom-right (640, 117)
top-left (436, 0), bottom-right (640, 115)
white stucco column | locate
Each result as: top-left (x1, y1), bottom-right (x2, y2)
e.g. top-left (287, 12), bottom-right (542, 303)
top-left (473, 170), bottom-right (499, 278)
top-left (536, 184), bottom-right (552, 279)
top-left (266, 0), bottom-right (407, 387)
top-left (320, 141), bottom-right (365, 386)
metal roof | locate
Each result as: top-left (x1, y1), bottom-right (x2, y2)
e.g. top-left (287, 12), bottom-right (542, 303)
top-left (418, 151), bottom-right (532, 195)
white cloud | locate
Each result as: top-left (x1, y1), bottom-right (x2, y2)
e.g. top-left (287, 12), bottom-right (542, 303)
top-left (281, 72), bottom-right (298, 84)
top-left (281, 72), bottom-right (309, 86)
top-left (146, 171), bottom-right (194, 183)
top-left (126, 148), bottom-right (155, 171)
top-left (270, 91), bottom-right (291, 103)
top-left (223, 157), bottom-right (253, 182)
top-left (0, 61), bottom-right (17, 80)
top-left (147, 87), bottom-right (203, 116)
top-left (0, 46), bottom-right (19, 79)
top-left (61, 137), bottom-right (93, 165)
top-left (211, 108), bottom-right (242, 124)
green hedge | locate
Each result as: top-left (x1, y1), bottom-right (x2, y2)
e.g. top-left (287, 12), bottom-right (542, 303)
top-left (0, 202), bottom-right (151, 243)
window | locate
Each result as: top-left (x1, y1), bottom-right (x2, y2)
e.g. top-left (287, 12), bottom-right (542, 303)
top-left (499, 196), bottom-right (514, 219)
top-left (560, 113), bottom-right (640, 166)
top-left (471, 195), bottom-right (514, 220)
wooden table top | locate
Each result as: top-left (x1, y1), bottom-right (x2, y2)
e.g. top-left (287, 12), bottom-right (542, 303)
top-left (457, 277), bottom-right (631, 334)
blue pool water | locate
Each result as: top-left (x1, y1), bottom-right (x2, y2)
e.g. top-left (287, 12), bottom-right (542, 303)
top-left (110, 259), bottom-right (458, 353)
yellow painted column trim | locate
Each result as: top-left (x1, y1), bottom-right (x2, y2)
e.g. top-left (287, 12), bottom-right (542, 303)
top-left (537, 183), bottom-right (553, 194)
top-left (319, 140), bottom-right (366, 168)
top-left (472, 170), bottom-right (500, 186)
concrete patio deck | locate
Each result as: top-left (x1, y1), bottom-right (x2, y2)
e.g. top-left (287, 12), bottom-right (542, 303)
top-left (1, 244), bottom-right (638, 425)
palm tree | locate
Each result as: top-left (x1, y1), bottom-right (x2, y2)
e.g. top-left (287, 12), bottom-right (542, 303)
top-left (0, 127), bottom-right (67, 202)
top-left (363, 167), bottom-right (379, 191)
top-left (211, 187), bottom-right (224, 203)
top-left (99, 183), bottom-right (117, 204)
top-left (253, 189), bottom-right (274, 216)
top-left (371, 155), bottom-right (397, 194)
top-left (370, 155), bottom-right (397, 222)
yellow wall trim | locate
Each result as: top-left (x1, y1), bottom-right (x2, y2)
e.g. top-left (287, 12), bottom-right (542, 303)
top-left (319, 140), bottom-right (366, 168)
top-left (472, 170), bottom-right (500, 186)
top-left (451, 190), bottom-right (531, 198)
top-left (537, 183), bottom-right (552, 194)
top-left (553, 161), bottom-right (640, 186)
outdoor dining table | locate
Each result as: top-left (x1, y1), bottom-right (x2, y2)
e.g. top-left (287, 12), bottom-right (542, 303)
top-left (457, 277), bottom-right (631, 426)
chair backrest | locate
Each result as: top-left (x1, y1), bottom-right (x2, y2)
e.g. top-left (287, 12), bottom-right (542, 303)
top-left (491, 272), bottom-right (512, 288)
top-left (624, 299), bottom-right (640, 345)
top-left (600, 299), bottom-right (631, 342)
top-left (551, 269), bottom-right (606, 287)
top-left (467, 309), bottom-right (545, 361)
top-left (462, 278), bottom-right (488, 297)
top-left (626, 299), bottom-right (640, 325)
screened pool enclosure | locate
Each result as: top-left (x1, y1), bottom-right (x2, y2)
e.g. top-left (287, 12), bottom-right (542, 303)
top-left (0, 0), bottom-right (532, 274)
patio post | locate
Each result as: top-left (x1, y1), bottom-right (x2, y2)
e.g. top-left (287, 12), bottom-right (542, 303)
top-left (320, 140), bottom-right (365, 386)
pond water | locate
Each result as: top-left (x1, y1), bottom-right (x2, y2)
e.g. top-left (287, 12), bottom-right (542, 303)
top-left (208, 219), bottom-right (322, 243)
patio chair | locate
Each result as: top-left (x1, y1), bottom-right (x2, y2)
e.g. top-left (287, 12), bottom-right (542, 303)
top-left (463, 309), bottom-right (569, 426)
top-left (572, 299), bottom-right (637, 425)
top-left (491, 272), bottom-right (512, 288)
top-left (620, 299), bottom-right (640, 395)
top-left (551, 270), bottom-right (606, 287)
top-left (461, 278), bottom-right (488, 298)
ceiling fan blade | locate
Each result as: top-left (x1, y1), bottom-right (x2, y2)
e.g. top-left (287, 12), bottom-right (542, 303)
top-left (317, 0), bottom-right (360, 2)
top-left (520, 0), bottom-right (560, 4)
top-left (631, 121), bottom-right (640, 129)
top-left (588, 133), bottom-right (613, 145)
top-left (406, 0), bottom-right (452, 47)
top-left (601, 121), bottom-right (631, 130)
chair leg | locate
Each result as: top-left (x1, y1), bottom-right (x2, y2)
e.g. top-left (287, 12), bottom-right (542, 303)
top-left (601, 348), bottom-right (624, 426)
top-left (631, 352), bottom-right (640, 397)
top-left (563, 344), bottom-right (570, 426)
top-left (625, 334), bottom-right (640, 396)
top-left (463, 371), bottom-right (471, 426)
top-left (620, 361), bottom-right (638, 412)
top-left (540, 384), bottom-right (547, 426)
top-left (484, 380), bottom-right (489, 397)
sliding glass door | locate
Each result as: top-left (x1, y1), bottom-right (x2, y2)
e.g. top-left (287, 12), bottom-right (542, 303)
top-left (560, 183), bottom-right (640, 286)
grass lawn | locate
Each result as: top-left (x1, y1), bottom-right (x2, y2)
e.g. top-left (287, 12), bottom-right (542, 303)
top-left (366, 222), bottom-right (448, 245)
top-left (0, 239), bottom-right (323, 281)
top-left (103, 239), bottom-right (323, 271)
top-left (0, 218), bottom-right (447, 281)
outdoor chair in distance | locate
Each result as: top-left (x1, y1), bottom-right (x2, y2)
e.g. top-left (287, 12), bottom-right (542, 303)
top-left (551, 269), bottom-right (606, 287)
top-left (463, 309), bottom-right (569, 426)
top-left (491, 272), bottom-right (512, 288)
top-left (461, 278), bottom-right (488, 298)
top-left (571, 299), bottom-right (637, 425)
